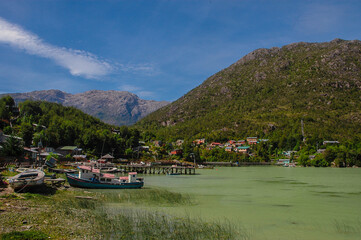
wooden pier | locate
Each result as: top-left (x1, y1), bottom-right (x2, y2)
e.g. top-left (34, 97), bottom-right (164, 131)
top-left (119, 165), bottom-right (196, 175)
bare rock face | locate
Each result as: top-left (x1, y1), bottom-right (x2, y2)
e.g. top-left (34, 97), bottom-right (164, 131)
top-left (1, 90), bottom-right (169, 126)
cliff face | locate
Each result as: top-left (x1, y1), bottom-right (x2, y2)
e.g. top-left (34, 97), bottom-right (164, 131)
top-left (137, 39), bottom-right (361, 141)
top-left (1, 89), bottom-right (169, 126)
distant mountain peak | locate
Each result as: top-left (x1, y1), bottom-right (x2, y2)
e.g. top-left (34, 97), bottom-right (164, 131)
top-left (1, 90), bottom-right (169, 126)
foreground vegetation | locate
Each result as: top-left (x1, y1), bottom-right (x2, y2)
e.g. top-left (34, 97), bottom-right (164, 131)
top-left (0, 188), bottom-right (244, 240)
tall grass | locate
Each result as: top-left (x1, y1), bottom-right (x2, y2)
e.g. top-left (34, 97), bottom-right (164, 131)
top-left (54, 189), bottom-right (245, 239)
top-left (1, 189), bottom-right (247, 239)
top-left (101, 188), bottom-right (192, 206)
top-left (333, 219), bottom-right (361, 234)
top-left (95, 207), bottom-right (247, 240)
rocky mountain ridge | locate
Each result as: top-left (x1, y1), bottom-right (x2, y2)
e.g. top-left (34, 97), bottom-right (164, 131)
top-left (137, 39), bottom-right (361, 143)
top-left (1, 90), bottom-right (169, 126)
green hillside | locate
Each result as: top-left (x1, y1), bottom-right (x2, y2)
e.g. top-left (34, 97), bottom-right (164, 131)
top-left (136, 39), bottom-right (361, 147)
top-left (0, 97), bottom-right (140, 158)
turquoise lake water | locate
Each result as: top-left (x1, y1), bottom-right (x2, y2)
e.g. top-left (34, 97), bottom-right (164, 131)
top-left (139, 167), bottom-right (361, 240)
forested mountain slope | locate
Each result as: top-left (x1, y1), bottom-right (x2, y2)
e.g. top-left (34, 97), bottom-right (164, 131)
top-left (0, 98), bottom-right (140, 158)
top-left (137, 39), bottom-right (361, 146)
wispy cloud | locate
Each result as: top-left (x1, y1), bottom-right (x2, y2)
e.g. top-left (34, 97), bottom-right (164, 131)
top-left (296, 3), bottom-right (346, 34)
top-left (119, 84), bottom-right (155, 99)
top-left (0, 17), bottom-right (113, 79)
top-left (137, 91), bottom-right (156, 98)
top-left (119, 84), bottom-right (141, 92)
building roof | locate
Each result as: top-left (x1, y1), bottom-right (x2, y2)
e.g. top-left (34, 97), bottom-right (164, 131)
top-left (101, 154), bottom-right (114, 159)
top-left (237, 146), bottom-right (250, 149)
top-left (60, 146), bottom-right (78, 151)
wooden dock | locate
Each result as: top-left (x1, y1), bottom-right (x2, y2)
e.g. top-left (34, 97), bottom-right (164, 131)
top-left (119, 165), bottom-right (196, 175)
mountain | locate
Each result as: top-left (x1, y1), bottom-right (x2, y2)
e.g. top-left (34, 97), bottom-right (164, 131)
top-left (1, 90), bottom-right (169, 126)
top-left (137, 39), bottom-right (361, 145)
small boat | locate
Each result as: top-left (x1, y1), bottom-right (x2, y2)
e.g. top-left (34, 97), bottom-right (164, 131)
top-left (15, 167), bottom-right (30, 173)
top-left (197, 165), bottom-right (214, 169)
top-left (45, 157), bottom-right (57, 168)
top-left (95, 167), bottom-right (119, 173)
top-left (8, 169), bottom-right (45, 191)
top-left (66, 166), bottom-right (144, 189)
top-left (49, 168), bottom-right (77, 174)
top-left (167, 172), bottom-right (181, 176)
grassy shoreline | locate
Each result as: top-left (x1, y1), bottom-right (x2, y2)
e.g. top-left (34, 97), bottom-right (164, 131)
top-left (0, 186), bottom-right (246, 240)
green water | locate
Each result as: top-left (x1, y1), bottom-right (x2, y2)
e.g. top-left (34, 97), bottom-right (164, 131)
top-left (140, 167), bottom-right (361, 240)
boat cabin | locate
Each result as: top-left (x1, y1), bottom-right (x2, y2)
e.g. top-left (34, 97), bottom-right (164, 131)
top-left (77, 166), bottom-right (140, 184)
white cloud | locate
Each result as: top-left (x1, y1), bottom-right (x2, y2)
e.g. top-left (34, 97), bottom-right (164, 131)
top-left (118, 84), bottom-right (155, 99)
top-left (119, 84), bottom-right (141, 92)
top-left (0, 17), bottom-right (113, 79)
top-left (137, 91), bottom-right (155, 98)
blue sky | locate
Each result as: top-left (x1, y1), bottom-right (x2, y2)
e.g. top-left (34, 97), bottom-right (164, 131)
top-left (0, 0), bottom-right (360, 101)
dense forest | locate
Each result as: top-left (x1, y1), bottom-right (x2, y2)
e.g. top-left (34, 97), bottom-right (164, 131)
top-left (0, 96), bottom-right (140, 159)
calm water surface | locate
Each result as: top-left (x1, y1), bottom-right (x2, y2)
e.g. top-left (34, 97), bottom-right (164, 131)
top-left (140, 167), bottom-right (361, 240)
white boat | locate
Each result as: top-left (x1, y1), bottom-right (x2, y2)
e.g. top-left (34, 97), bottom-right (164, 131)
top-left (15, 167), bottom-right (30, 173)
top-left (8, 169), bottom-right (45, 191)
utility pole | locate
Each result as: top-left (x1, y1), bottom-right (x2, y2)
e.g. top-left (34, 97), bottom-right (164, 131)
top-left (111, 148), bottom-right (115, 163)
top-left (190, 153), bottom-right (196, 167)
top-left (100, 137), bottom-right (105, 158)
top-left (301, 119), bottom-right (306, 143)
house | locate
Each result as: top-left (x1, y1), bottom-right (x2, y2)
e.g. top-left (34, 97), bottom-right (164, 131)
top-left (211, 142), bottom-right (222, 147)
top-left (193, 138), bottom-right (206, 145)
top-left (57, 146), bottom-right (82, 156)
top-left (134, 145), bottom-right (150, 152)
top-left (247, 137), bottom-right (258, 145)
top-left (237, 146), bottom-right (250, 153)
top-left (225, 147), bottom-right (233, 152)
top-left (283, 151), bottom-right (298, 158)
top-left (45, 147), bottom-right (55, 153)
top-left (23, 147), bottom-right (38, 160)
top-left (73, 155), bottom-right (87, 161)
top-left (236, 140), bottom-right (246, 147)
top-left (176, 139), bottom-right (184, 146)
top-left (277, 159), bottom-right (290, 165)
top-left (170, 149), bottom-right (183, 155)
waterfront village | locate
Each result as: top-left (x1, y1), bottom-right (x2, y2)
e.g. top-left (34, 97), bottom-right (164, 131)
top-left (0, 129), bottom-right (343, 169)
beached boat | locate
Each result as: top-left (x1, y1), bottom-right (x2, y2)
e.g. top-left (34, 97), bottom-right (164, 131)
top-left (15, 167), bottom-right (30, 173)
top-left (8, 169), bottom-right (45, 190)
top-left (66, 166), bottom-right (144, 189)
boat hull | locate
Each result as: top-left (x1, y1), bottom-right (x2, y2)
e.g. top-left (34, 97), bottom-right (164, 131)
top-left (66, 174), bottom-right (144, 189)
top-left (8, 170), bottom-right (45, 191)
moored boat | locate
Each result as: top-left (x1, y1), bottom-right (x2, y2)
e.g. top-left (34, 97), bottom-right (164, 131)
top-left (66, 166), bottom-right (144, 189)
top-left (8, 169), bottom-right (45, 191)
